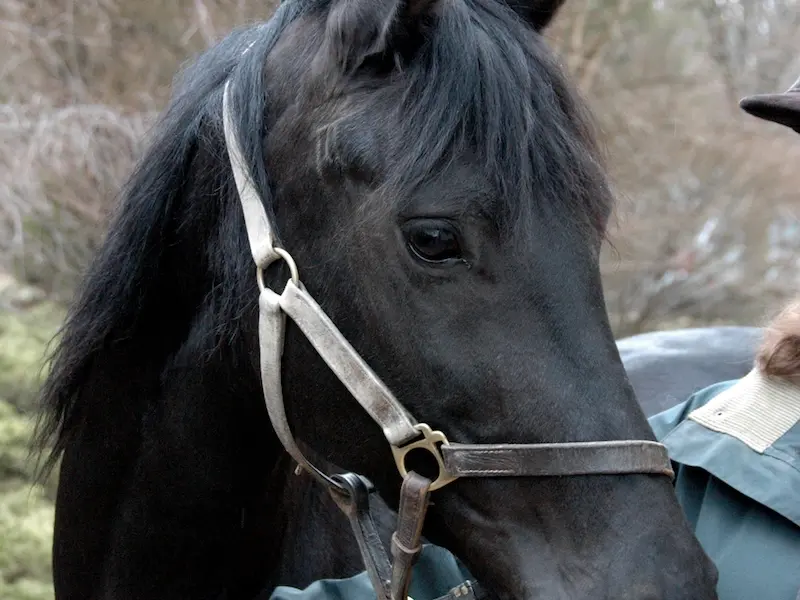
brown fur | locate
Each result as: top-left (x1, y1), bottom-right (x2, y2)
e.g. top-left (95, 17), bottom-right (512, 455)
top-left (756, 300), bottom-right (800, 379)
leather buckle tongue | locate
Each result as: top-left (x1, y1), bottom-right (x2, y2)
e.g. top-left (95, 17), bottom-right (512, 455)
top-left (391, 423), bottom-right (458, 492)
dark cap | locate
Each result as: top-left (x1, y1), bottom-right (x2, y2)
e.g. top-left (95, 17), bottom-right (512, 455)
top-left (739, 75), bottom-right (800, 133)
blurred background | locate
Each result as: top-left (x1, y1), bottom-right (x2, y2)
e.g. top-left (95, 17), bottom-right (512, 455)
top-left (1, 1), bottom-right (798, 598)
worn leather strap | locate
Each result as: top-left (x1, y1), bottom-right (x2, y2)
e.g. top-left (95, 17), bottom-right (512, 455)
top-left (259, 276), bottom-right (674, 487)
top-left (331, 472), bottom-right (479, 600)
top-left (329, 473), bottom-right (393, 600)
top-left (442, 440), bottom-right (674, 479)
top-left (258, 287), bottom-right (345, 490)
top-left (222, 80), bottom-right (279, 268)
top-left (390, 473), bottom-right (432, 600)
top-left (226, 80), bottom-right (419, 451)
top-left (279, 280), bottom-right (420, 447)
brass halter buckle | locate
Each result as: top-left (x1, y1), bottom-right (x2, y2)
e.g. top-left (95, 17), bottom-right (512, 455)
top-left (391, 423), bottom-right (458, 492)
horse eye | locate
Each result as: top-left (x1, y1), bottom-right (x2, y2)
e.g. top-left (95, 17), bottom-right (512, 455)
top-left (404, 219), bottom-right (462, 265)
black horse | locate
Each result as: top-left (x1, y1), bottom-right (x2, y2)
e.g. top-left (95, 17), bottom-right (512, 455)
top-left (35, 1), bottom-right (718, 599)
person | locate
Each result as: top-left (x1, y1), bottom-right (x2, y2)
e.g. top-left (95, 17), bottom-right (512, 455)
top-left (656, 77), bottom-right (800, 600)
top-left (268, 81), bottom-right (800, 600)
top-left (647, 300), bottom-right (800, 600)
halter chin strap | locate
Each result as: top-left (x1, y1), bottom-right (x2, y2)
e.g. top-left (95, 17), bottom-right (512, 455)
top-left (222, 79), bottom-right (673, 600)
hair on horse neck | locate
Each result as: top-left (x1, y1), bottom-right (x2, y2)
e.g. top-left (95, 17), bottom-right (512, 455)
top-left (32, 1), bottom-right (307, 477)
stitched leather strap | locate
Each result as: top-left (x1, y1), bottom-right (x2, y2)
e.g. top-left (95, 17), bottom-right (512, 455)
top-left (390, 473), bottom-right (432, 600)
top-left (279, 280), bottom-right (420, 447)
top-left (442, 440), bottom-right (674, 479)
top-left (331, 472), bottom-right (438, 600)
top-left (258, 287), bottom-right (345, 489)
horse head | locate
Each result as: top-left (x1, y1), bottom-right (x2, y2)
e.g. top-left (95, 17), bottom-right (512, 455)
top-left (39, 1), bottom-right (718, 599)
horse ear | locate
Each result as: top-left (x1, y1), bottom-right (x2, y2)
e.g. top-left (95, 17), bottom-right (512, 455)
top-left (504, 0), bottom-right (567, 31)
top-left (324, 0), bottom-right (442, 72)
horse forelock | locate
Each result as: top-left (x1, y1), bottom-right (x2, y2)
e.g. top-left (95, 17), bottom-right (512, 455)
top-left (229, 0), bottom-right (613, 255)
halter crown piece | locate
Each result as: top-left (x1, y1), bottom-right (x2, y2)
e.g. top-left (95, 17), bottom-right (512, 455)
top-left (221, 77), bottom-right (674, 600)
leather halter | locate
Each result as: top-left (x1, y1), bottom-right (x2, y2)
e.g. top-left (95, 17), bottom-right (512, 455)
top-left (221, 80), bottom-right (673, 600)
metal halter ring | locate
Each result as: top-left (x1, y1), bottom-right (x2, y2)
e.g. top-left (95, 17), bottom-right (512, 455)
top-left (391, 423), bottom-right (458, 492)
top-left (257, 247), bottom-right (300, 292)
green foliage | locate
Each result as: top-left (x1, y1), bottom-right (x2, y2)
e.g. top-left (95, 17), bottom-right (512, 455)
top-left (0, 479), bottom-right (55, 600)
top-left (0, 400), bottom-right (35, 483)
top-left (0, 295), bottom-right (64, 411)
top-left (0, 277), bottom-right (62, 600)
top-left (0, 397), bottom-right (55, 600)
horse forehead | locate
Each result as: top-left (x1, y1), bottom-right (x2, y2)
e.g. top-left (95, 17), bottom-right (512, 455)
top-left (401, 159), bottom-right (494, 209)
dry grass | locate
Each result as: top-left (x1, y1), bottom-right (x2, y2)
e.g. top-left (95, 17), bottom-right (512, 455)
top-left (0, 103), bottom-right (155, 295)
top-left (0, 7), bottom-right (279, 597)
top-left (1, 0), bottom-right (799, 324)
top-left (549, 0), bottom-right (800, 334)
top-left (0, 0), bottom-right (277, 297)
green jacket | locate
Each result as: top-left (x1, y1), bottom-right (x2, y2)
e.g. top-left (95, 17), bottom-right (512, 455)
top-left (648, 370), bottom-right (800, 600)
top-left (269, 544), bottom-right (474, 600)
top-left (271, 370), bottom-right (800, 600)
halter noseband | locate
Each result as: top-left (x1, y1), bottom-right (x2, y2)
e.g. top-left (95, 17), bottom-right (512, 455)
top-left (221, 80), bottom-right (673, 600)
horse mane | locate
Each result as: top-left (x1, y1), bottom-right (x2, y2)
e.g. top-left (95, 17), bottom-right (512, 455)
top-left (32, 2), bottom-right (308, 476)
top-left (756, 300), bottom-right (800, 380)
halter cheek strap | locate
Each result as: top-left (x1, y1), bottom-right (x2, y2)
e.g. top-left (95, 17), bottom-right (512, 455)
top-left (222, 79), bottom-right (673, 600)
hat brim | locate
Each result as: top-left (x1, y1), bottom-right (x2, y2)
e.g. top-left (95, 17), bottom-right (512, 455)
top-left (739, 93), bottom-right (800, 132)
